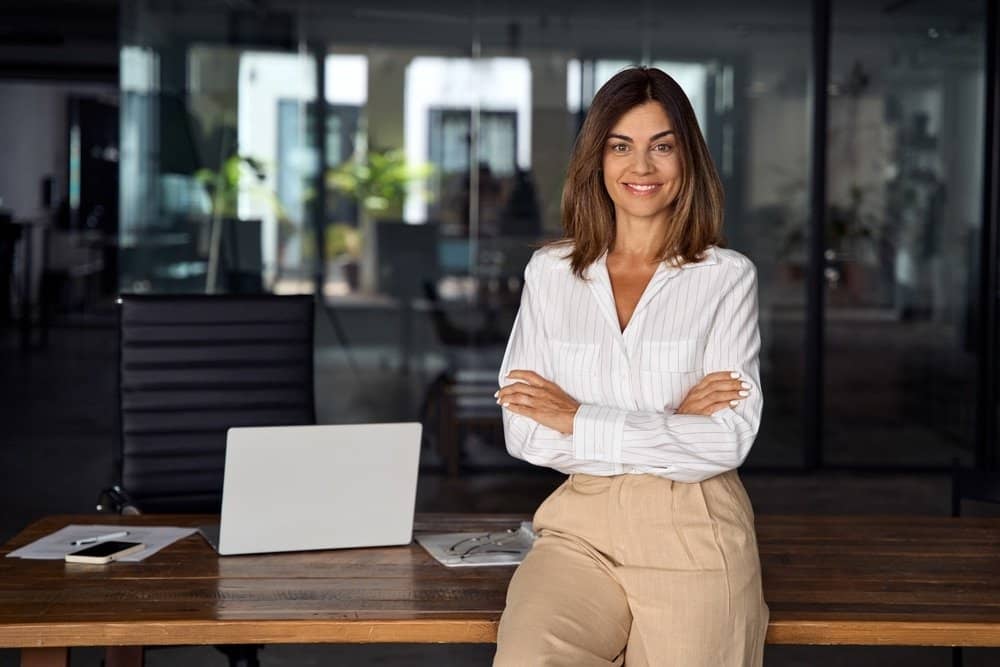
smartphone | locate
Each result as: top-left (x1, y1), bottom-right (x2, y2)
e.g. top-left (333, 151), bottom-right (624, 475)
top-left (65, 540), bottom-right (146, 564)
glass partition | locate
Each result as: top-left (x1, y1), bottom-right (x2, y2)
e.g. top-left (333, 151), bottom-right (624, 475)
top-left (124, 0), bottom-right (991, 472)
top-left (639, 4), bottom-right (814, 466)
top-left (120, 36), bottom-right (321, 294)
top-left (824, 1), bottom-right (986, 465)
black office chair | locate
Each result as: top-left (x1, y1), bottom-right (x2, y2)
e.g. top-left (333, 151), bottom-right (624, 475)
top-left (102, 293), bottom-right (316, 514)
top-left (950, 458), bottom-right (1000, 667)
top-left (418, 278), bottom-right (512, 476)
top-left (99, 293), bottom-right (316, 667)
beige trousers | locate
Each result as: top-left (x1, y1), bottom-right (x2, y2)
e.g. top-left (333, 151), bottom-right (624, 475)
top-left (494, 471), bottom-right (768, 666)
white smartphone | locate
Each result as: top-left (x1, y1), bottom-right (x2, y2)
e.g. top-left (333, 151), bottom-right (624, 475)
top-left (64, 540), bottom-right (146, 564)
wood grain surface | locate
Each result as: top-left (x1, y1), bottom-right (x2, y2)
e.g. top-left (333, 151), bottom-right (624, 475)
top-left (2, 514), bottom-right (1000, 648)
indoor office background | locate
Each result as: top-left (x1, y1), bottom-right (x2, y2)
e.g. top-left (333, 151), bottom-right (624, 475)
top-left (0, 0), bottom-right (997, 665)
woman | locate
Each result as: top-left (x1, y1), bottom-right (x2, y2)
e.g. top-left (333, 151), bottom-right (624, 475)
top-left (493, 66), bottom-right (768, 666)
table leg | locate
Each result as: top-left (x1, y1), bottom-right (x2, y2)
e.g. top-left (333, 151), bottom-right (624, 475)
top-left (20, 647), bottom-right (67, 667)
top-left (105, 646), bottom-right (143, 667)
top-left (18, 221), bottom-right (32, 351)
top-left (440, 383), bottom-right (460, 478)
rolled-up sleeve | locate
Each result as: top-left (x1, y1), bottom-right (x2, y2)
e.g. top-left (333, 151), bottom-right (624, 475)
top-left (571, 258), bottom-right (762, 482)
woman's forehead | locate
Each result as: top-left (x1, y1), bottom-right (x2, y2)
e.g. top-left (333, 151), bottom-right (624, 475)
top-left (608, 102), bottom-right (674, 138)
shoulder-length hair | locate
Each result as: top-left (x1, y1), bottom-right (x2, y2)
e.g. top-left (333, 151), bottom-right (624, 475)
top-left (559, 66), bottom-right (725, 278)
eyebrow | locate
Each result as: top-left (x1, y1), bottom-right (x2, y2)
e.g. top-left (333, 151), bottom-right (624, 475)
top-left (608, 130), bottom-right (675, 143)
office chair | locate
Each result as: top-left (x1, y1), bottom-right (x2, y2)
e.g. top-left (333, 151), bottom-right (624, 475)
top-left (420, 280), bottom-right (510, 477)
top-left (98, 293), bottom-right (316, 667)
top-left (102, 293), bottom-right (315, 514)
top-left (950, 458), bottom-right (1000, 667)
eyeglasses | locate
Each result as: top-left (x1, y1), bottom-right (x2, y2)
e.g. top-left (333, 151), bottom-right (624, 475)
top-left (446, 529), bottom-right (524, 560)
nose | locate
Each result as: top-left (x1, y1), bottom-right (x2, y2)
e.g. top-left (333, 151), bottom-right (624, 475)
top-left (631, 150), bottom-right (653, 174)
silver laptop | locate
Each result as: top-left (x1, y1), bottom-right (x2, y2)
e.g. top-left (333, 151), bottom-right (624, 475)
top-left (201, 422), bottom-right (422, 556)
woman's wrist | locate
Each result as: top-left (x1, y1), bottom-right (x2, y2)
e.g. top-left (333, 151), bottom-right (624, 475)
top-left (559, 403), bottom-right (581, 435)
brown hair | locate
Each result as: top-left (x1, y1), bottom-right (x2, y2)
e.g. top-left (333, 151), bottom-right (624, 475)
top-left (559, 66), bottom-right (725, 278)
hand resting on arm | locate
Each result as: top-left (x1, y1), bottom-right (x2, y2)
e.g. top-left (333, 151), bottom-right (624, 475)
top-left (496, 368), bottom-right (752, 434)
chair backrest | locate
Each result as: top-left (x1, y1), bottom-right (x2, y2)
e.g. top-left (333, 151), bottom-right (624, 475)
top-left (117, 294), bottom-right (315, 513)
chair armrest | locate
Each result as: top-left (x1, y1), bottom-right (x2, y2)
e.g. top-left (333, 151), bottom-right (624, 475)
top-left (96, 484), bottom-right (141, 515)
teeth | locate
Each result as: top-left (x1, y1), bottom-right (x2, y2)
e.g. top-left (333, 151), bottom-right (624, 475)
top-left (627, 184), bottom-right (658, 191)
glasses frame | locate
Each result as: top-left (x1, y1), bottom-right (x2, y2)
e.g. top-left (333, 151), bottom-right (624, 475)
top-left (446, 529), bottom-right (523, 560)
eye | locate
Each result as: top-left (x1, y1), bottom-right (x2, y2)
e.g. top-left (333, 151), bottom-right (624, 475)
top-left (609, 143), bottom-right (630, 154)
top-left (653, 143), bottom-right (674, 153)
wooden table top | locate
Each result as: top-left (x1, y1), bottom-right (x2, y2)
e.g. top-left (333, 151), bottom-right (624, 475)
top-left (2, 513), bottom-right (1000, 648)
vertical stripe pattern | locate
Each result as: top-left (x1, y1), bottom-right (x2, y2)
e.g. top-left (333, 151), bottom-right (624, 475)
top-left (499, 244), bottom-right (762, 483)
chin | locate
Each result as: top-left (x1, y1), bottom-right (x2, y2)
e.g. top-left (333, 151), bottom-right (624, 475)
top-left (620, 202), bottom-right (673, 219)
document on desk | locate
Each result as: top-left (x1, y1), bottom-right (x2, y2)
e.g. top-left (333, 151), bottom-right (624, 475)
top-left (6, 524), bottom-right (198, 561)
top-left (416, 522), bottom-right (536, 567)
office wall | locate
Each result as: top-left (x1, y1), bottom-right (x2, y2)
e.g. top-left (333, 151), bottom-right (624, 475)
top-left (0, 83), bottom-right (66, 221)
top-left (0, 82), bottom-right (115, 215)
top-left (0, 82), bottom-right (117, 300)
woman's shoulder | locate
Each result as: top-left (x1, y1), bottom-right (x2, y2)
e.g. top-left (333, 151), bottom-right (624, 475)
top-left (524, 241), bottom-right (575, 275)
top-left (703, 246), bottom-right (758, 285)
top-left (708, 246), bottom-right (756, 270)
top-left (521, 242), bottom-right (757, 278)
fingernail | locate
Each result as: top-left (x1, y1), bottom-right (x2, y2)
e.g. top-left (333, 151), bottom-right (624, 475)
top-left (496, 398), bottom-right (501, 404)
top-left (729, 399), bottom-right (739, 406)
top-left (730, 372), bottom-right (741, 379)
top-left (740, 382), bottom-right (751, 390)
top-left (502, 402), bottom-right (510, 408)
top-left (738, 390), bottom-right (749, 397)
top-left (493, 391), bottom-right (499, 398)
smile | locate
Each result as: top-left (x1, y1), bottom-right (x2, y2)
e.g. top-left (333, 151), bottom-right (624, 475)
top-left (623, 183), bottom-right (662, 196)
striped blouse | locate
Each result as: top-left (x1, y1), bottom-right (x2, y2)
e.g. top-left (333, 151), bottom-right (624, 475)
top-left (498, 243), bottom-right (762, 483)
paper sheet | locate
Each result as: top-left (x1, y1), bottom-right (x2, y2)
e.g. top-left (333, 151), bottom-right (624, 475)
top-left (416, 522), bottom-right (536, 567)
top-left (6, 524), bottom-right (198, 561)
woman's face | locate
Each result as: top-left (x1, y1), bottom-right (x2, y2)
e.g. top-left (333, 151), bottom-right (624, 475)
top-left (602, 101), bottom-right (682, 223)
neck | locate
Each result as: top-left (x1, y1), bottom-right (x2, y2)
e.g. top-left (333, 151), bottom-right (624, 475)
top-left (610, 210), bottom-right (670, 262)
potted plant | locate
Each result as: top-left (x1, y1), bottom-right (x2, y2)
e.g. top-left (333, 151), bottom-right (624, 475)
top-left (324, 222), bottom-right (363, 290)
top-left (326, 148), bottom-right (433, 292)
top-left (195, 154), bottom-right (290, 293)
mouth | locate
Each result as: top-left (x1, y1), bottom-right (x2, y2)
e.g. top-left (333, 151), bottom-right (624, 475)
top-left (622, 182), bottom-right (662, 196)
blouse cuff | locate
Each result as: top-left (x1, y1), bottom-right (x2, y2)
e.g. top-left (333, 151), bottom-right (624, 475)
top-left (573, 403), bottom-right (628, 463)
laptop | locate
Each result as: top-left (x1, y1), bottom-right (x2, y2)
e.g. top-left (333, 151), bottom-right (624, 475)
top-left (200, 422), bottom-right (422, 556)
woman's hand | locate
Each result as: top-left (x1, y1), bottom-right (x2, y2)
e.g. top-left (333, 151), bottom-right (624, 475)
top-left (676, 371), bottom-right (752, 416)
top-left (496, 370), bottom-right (580, 434)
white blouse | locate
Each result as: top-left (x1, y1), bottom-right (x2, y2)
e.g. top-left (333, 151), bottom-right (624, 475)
top-left (499, 244), bottom-right (762, 483)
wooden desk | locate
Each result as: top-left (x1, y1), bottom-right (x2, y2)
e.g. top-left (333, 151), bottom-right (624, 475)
top-left (3, 514), bottom-right (1000, 666)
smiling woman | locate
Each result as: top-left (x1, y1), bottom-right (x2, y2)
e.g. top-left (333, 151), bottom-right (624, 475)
top-left (559, 67), bottom-right (726, 281)
top-left (602, 103), bottom-right (682, 220)
top-left (493, 67), bottom-right (768, 666)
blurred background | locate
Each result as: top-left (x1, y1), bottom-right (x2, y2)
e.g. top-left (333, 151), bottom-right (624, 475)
top-left (0, 0), bottom-right (997, 664)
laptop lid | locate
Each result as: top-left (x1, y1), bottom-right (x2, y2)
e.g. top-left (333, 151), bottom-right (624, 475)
top-left (217, 422), bottom-right (422, 556)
